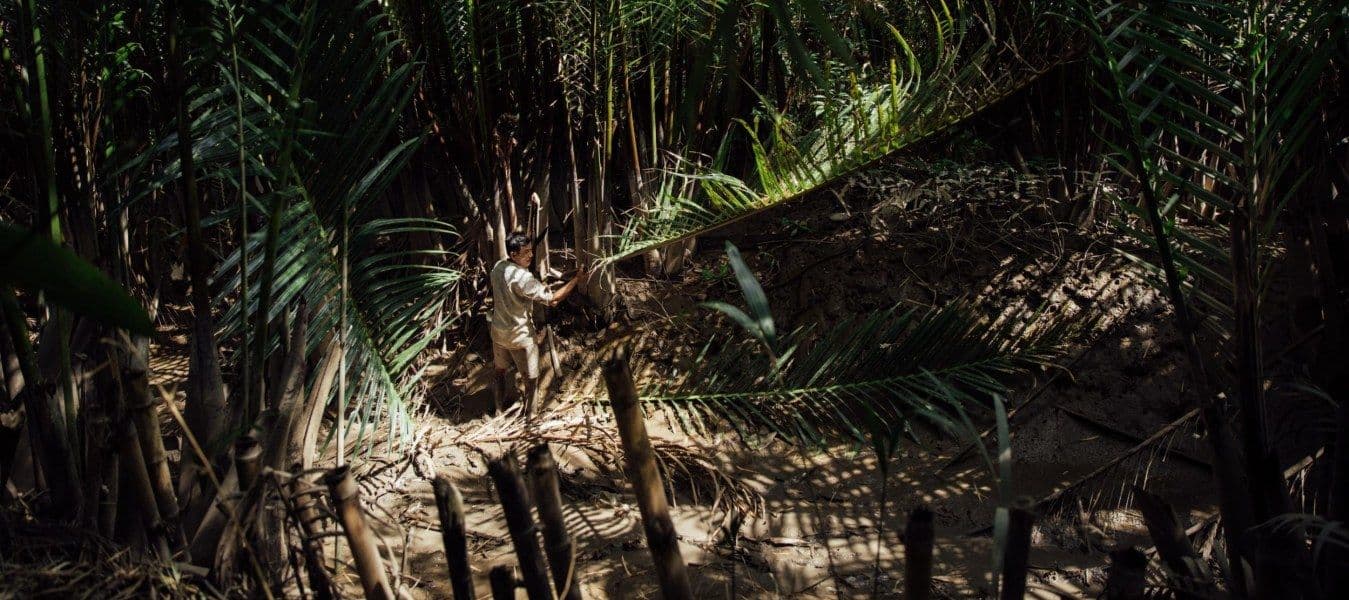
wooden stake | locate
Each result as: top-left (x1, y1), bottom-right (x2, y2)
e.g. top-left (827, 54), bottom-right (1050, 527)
top-left (903, 507), bottom-right (933, 600)
top-left (325, 465), bottom-right (394, 600)
top-left (1000, 498), bottom-right (1034, 600)
top-left (489, 565), bottom-right (517, 600)
top-left (527, 444), bottom-right (582, 600)
top-left (1103, 546), bottom-right (1148, 600)
top-left (488, 455), bottom-right (553, 600)
top-left (433, 475), bottom-right (475, 600)
top-left (603, 349), bottom-right (693, 600)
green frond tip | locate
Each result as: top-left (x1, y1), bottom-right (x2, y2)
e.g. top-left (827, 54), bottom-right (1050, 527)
top-left (0, 222), bottom-right (154, 335)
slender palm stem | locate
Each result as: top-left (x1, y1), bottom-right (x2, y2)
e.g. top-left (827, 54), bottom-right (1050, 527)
top-left (226, 0), bottom-right (251, 422)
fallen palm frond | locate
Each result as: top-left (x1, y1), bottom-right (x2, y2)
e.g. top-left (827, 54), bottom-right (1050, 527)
top-left (629, 301), bottom-right (1075, 450)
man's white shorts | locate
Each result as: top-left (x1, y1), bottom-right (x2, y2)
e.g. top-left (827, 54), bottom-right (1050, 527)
top-left (493, 339), bottom-right (540, 379)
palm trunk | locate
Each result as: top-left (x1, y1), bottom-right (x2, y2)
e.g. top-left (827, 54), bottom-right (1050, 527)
top-left (116, 416), bottom-right (171, 560)
top-left (0, 289), bottom-right (81, 517)
top-left (18, 0), bottom-right (80, 487)
top-left (127, 348), bottom-right (187, 550)
top-left (301, 340), bottom-right (342, 469)
top-left (167, 0), bottom-right (229, 510)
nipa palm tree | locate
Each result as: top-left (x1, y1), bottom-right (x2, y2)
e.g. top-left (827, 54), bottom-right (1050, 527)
top-left (1077, 0), bottom-right (1347, 595)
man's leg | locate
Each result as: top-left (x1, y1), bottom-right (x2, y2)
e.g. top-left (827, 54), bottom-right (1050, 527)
top-left (514, 341), bottom-right (541, 418)
top-left (491, 343), bottom-right (512, 413)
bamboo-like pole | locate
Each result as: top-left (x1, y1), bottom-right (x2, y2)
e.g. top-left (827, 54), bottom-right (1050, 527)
top-left (1102, 547), bottom-right (1147, 600)
top-left (433, 475), bottom-right (475, 600)
top-left (603, 350), bottom-right (693, 600)
top-left (127, 351), bottom-right (187, 550)
top-left (325, 466), bottom-right (394, 600)
top-left (116, 417), bottom-right (170, 560)
top-left (999, 498), bottom-right (1034, 600)
top-left (0, 289), bottom-right (80, 517)
top-left (527, 445), bottom-right (582, 600)
top-left (97, 450), bottom-right (119, 538)
top-left (287, 473), bottom-right (334, 600)
top-left (903, 507), bottom-right (933, 600)
top-left (488, 455), bottom-right (554, 600)
top-left (489, 565), bottom-right (516, 600)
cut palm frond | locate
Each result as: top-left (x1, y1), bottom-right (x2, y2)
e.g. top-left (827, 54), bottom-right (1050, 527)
top-left (605, 1), bottom-right (1063, 263)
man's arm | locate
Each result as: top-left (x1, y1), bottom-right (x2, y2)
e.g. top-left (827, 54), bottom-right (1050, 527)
top-left (544, 268), bottom-right (588, 307)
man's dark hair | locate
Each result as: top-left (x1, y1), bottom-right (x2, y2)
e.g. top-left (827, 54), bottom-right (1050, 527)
top-left (506, 233), bottom-right (531, 256)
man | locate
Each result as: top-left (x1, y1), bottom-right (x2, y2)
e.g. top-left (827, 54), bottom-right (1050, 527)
top-left (489, 233), bottom-right (586, 416)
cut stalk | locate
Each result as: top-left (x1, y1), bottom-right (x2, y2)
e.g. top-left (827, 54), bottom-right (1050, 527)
top-left (489, 565), bottom-right (516, 600)
top-left (903, 508), bottom-right (934, 600)
top-left (1133, 487), bottom-right (1211, 599)
top-left (325, 465), bottom-right (394, 600)
top-left (432, 475), bottom-right (475, 600)
top-left (527, 444), bottom-right (582, 600)
top-left (488, 454), bottom-right (554, 600)
top-left (999, 498), bottom-right (1034, 600)
top-left (603, 349), bottom-right (693, 600)
top-left (1102, 547), bottom-right (1148, 600)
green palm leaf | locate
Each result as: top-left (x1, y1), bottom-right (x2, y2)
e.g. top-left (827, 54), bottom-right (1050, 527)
top-left (124, 0), bottom-right (462, 443)
top-left (605, 1), bottom-right (1061, 263)
top-left (0, 222), bottom-right (153, 336)
top-left (1078, 0), bottom-right (1342, 357)
top-left (632, 302), bottom-right (1073, 448)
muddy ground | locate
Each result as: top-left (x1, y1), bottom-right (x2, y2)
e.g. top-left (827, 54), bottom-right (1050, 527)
top-left (284, 158), bottom-right (1215, 599)
top-left (139, 159), bottom-right (1214, 598)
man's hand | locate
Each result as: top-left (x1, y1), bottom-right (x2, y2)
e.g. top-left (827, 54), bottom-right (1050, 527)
top-left (547, 265), bottom-right (589, 307)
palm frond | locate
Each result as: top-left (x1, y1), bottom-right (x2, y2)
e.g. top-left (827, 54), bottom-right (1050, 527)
top-left (1265, 514), bottom-right (1349, 568)
top-left (124, 0), bottom-right (462, 443)
top-left (633, 301), bottom-right (1074, 448)
top-left (605, 1), bottom-right (1061, 263)
top-left (1079, 0), bottom-right (1342, 356)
